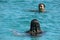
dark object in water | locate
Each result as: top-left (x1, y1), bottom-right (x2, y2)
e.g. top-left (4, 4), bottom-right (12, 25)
top-left (26, 19), bottom-right (42, 36)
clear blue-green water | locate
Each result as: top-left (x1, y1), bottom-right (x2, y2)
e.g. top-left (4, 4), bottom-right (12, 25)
top-left (0, 0), bottom-right (60, 40)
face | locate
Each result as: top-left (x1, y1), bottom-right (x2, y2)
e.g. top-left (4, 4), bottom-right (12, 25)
top-left (40, 4), bottom-right (45, 10)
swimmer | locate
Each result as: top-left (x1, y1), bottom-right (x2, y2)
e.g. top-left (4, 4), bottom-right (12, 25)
top-left (25, 3), bottom-right (45, 13)
top-left (26, 19), bottom-right (42, 36)
top-left (39, 3), bottom-right (45, 12)
top-left (10, 19), bottom-right (42, 36)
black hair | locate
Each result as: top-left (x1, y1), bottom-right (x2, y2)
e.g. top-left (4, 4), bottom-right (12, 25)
top-left (30, 19), bottom-right (40, 31)
top-left (39, 3), bottom-right (45, 8)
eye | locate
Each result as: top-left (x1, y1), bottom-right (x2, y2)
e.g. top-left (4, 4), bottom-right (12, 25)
top-left (40, 6), bottom-right (42, 7)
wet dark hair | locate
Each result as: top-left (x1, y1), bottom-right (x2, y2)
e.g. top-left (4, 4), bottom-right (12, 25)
top-left (39, 3), bottom-right (45, 8)
top-left (30, 19), bottom-right (40, 31)
top-left (26, 19), bottom-right (42, 36)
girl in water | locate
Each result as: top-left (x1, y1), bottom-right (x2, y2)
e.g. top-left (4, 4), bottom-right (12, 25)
top-left (26, 19), bottom-right (42, 36)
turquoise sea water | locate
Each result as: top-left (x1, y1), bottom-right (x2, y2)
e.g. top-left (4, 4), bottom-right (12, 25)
top-left (0, 0), bottom-right (60, 40)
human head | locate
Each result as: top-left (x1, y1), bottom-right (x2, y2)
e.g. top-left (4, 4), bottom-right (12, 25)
top-left (30, 19), bottom-right (40, 31)
top-left (39, 3), bottom-right (45, 12)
